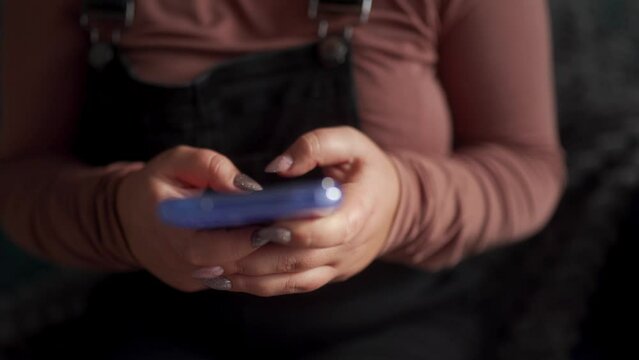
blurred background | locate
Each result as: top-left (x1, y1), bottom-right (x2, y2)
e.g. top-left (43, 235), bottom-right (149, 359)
top-left (1, 1), bottom-right (638, 359)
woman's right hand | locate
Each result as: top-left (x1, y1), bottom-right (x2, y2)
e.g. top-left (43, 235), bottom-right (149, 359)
top-left (116, 145), bottom-right (264, 292)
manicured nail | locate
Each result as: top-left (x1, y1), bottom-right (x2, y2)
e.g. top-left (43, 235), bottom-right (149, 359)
top-left (251, 227), bottom-right (292, 248)
top-left (203, 277), bottom-right (232, 291)
top-left (192, 266), bottom-right (224, 280)
top-left (250, 231), bottom-right (272, 248)
top-left (233, 173), bottom-right (263, 192)
top-left (265, 155), bottom-right (294, 173)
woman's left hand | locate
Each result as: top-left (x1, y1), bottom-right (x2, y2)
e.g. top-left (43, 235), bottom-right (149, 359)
top-left (200, 126), bottom-right (401, 296)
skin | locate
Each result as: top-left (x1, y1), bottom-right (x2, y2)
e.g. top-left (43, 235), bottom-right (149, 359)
top-left (1, 0), bottom-right (400, 296)
top-left (117, 127), bottom-right (401, 296)
top-left (3, 0), bottom-right (562, 296)
top-left (116, 145), bottom-right (261, 292)
top-left (216, 127), bottom-right (401, 295)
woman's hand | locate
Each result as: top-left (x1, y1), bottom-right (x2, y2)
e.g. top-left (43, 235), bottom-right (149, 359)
top-left (204, 126), bottom-right (401, 296)
top-left (117, 145), bottom-right (265, 292)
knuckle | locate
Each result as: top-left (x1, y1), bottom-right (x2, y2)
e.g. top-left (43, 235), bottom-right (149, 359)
top-left (344, 212), bottom-right (361, 243)
top-left (336, 224), bottom-right (350, 248)
top-left (173, 145), bottom-right (192, 153)
top-left (283, 277), bottom-right (301, 294)
top-left (183, 245), bottom-right (205, 266)
top-left (206, 153), bottom-right (226, 173)
top-left (154, 146), bottom-right (200, 171)
top-left (301, 131), bottom-right (322, 159)
top-left (276, 255), bottom-right (300, 273)
top-left (341, 125), bottom-right (362, 141)
top-left (167, 145), bottom-right (192, 161)
top-left (151, 146), bottom-right (185, 166)
top-left (230, 262), bottom-right (245, 275)
top-left (344, 201), bottom-right (368, 244)
top-left (206, 153), bottom-right (234, 182)
top-left (284, 277), bottom-right (316, 294)
top-left (295, 227), bottom-right (315, 247)
top-left (252, 282), bottom-right (276, 298)
top-left (344, 125), bottom-right (360, 137)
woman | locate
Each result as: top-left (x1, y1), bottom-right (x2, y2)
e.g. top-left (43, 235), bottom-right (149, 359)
top-left (1, 0), bottom-right (565, 358)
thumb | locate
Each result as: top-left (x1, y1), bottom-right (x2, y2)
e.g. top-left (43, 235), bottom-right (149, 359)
top-left (152, 146), bottom-right (262, 193)
top-left (265, 126), bottom-right (370, 177)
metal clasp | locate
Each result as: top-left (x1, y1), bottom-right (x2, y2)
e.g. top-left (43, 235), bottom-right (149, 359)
top-left (80, 0), bottom-right (135, 44)
top-left (80, 0), bottom-right (135, 69)
top-left (308, 0), bottom-right (373, 38)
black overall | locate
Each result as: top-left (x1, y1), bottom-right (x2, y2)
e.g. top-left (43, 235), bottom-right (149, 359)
top-left (72, 1), bottom-right (488, 359)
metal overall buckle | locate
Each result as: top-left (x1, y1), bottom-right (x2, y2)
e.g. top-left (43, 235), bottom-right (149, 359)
top-left (80, 0), bottom-right (135, 69)
top-left (308, 0), bottom-right (372, 39)
top-left (308, 0), bottom-right (372, 67)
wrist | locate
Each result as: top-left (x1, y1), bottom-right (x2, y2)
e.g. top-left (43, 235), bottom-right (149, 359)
top-left (376, 152), bottom-right (402, 256)
top-left (113, 162), bottom-right (146, 269)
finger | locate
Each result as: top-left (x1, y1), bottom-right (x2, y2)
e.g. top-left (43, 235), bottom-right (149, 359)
top-left (259, 182), bottom-right (372, 248)
top-left (225, 246), bottom-right (336, 276)
top-left (264, 126), bottom-right (371, 177)
top-left (154, 145), bottom-right (262, 193)
top-left (182, 226), bottom-right (262, 267)
top-left (148, 261), bottom-right (211, 293)
top-left (221, 266), bottom-right (337, 297)
top-left (164, 272), bottom-right (210, 293)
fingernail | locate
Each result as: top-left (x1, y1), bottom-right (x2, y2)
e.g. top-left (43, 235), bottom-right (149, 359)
top-left (250, 231), bottom-right (272, 248)
top-left (203, 277), bottom-right (232, 291)
top-left (233, 173), bottom-right (263, 192)
top-left (192, 266), bottom-right (224, 280)
top-left (265, 155), bottom-right (294, 173)
top-left (251, 227), bottom-right (292, 248)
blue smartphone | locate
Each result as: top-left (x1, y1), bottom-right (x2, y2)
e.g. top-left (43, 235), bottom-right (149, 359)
top-left (158, 177), bottom-right (342, 229)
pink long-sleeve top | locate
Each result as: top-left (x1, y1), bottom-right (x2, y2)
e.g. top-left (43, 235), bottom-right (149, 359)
top-left (0, 0), bottom-right (566, 271)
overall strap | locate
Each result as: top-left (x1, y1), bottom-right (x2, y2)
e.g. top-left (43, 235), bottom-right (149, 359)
top-left (80, 0), bottom-right (134, 69)
top-left (309, 0), bottom-right (373, 67)
top-left (80, 0), bottom-right (373, 68)
top-left (309, 0), bottom-right (372, 38)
